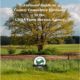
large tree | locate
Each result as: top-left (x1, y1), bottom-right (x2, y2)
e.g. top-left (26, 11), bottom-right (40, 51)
top-left (4, 0), bottom-right (75, 51)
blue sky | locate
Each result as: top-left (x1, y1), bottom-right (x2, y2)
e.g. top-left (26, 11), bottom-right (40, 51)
top-left (0, 0), bottom-right (80, 36)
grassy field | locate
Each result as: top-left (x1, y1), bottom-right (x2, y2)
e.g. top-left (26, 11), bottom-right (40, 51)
top-left (1, 44), bottom-right (80, 54)
top-left (1, 44), bottom-right (80, 80)
top-left (44, 44), bottom-right (79, 52)
top-left (1, 59), bottom-right (79, 80)
top-left (1, 70), bottom-right (79, 80)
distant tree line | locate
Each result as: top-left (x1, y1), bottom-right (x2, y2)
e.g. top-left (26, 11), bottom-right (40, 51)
top-left (1, 36), bottom-right (12, 45)
top-left (1, 36), bottom-right (80, 45)
top-left (65, 36), bottom-right (79, 44)
top-left (48, 36), bottom-right (80, 44)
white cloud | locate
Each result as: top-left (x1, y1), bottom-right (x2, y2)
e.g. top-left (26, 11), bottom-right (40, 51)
top-left (0, 4), bottom-right (21, 18)
top-left (70, 12), bottom-right (80, 22)
top-left (0, 27), bottom-right (11, 36)
top-left (0, 26), bottom-right (4, 33)
top-left (0, 8), bottom-right (13, 18)
top-left (62, 4), bottom-right (80, 23)
top-left (62, 4), bottom-right (80, 36)
top-left (0, 26), bottom-right (4, 36)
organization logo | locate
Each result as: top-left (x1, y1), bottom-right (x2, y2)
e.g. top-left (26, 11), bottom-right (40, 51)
top-left (33, 56), bottom-right (47, 68)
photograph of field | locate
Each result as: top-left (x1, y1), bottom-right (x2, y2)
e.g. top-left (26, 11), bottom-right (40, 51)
top-left (0, 0), bottom-right (80, 80)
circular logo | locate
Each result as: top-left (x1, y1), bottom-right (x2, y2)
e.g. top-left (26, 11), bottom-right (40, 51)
top-left (33, 56), bottom-right (46, 68)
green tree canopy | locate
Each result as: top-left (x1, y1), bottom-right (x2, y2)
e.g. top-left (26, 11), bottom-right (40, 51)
top-left (4, 0), bottom-right (75, 51)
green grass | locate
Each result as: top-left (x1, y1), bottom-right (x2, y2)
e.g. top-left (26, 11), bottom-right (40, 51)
top-left (44, 44), bottom-right (80, 52)
top-left (1, 59), bottom-right (79, 80)
top-left (1, 44), bottom-right (80, 54)
top-left (1, 70), bottom-right (79, 80)
top-left (1, 59), bottom-right (79, 72)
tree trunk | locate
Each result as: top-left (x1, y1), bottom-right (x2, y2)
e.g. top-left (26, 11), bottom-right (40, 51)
top-left (37, 44), bottom-right (43, 52)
